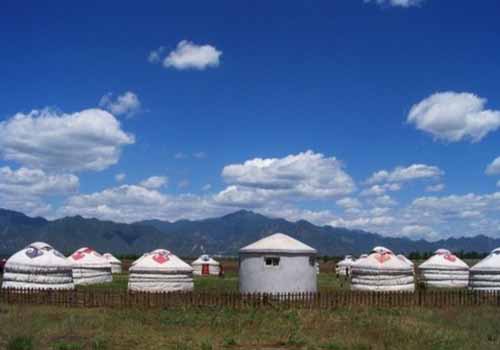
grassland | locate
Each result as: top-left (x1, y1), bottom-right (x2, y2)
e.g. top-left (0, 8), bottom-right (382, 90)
top-left (1, 259), bottom-right (497, 350)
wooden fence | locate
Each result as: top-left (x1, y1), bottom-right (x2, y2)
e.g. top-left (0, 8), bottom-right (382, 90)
top-left (2, 289), bottom-right (500, 309)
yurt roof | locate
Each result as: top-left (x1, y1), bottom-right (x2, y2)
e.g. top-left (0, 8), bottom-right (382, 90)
top-left (6, 242), bottom-right (72, 269)
top-left (372, 246), bottom-right (394, 254)
top-left (337, 255), bottom-right (355, 266)
top-left (352, 250), bottom-right (411, 271)
top-left (397, 254), bottom-right (414, 266)
top-left (68, 247), bottom-right (111, 267)
top-left (130, 249), bottom-right (193, 272)
top-left (239, 233), bottom-right (317, 254)
top-left (192, 254), bottom-right (219, 265)
top-left (471, 247), bottom-right (500, 271)
top-left (103, 253), bottom-right (121, 263)
top-left (419, 249), bottom-right (468, 270)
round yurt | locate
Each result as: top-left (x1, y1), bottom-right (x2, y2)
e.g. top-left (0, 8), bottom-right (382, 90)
top-left (397, 254), bottom-right (414, 267)
top-left (103, 253), bottom-right (122, 274)
top-left (239, 233), bottom-right (317, 294)
top-left (418, 249), bottom-right (469, 288)
top-left (336, 255), bottom-right (355, 276)
top-left (191, 255), bottom-right (221, 276)
top-left (128, 249), bottom-right (194, 292)
top-left (351, 246), bottom-right (415, 292)
top-left (2, 242), bottom-right (74, 290)
top-left (68, 247), bottom-right (113, 285)
top-left (469, 248), bottom-right (500, 291)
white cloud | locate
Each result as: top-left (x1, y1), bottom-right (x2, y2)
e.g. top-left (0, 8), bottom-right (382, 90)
top-left (193, 152), bottom-right (207, 159)
top-left (0, 108), bottom-right (134, 172)
top-left (163, 40), bottom-right (222, 70)
top-left (221, 150), bottom-right (356, 201)
top-left (99, 91), bottom-right (141, 118)
top-left (360, 183), bottom-right (401, 196)
top-left (366, 164), bottom-right (443, 184)
top-left (148, 46), bottom-right (164, 63)
top-left (401, 225), bottom-right (437, 240)
top-left (178, 179), bottom-right (190, 189)
top-left (486, 157), bottom-right (500, 176)
top-left (336, 197), bottom-right (362, 210)
top-left (407, 92), bottom-right (500, 142)
top-left (425, 183), bottom-right (445, 192)
top-left (115, 173), bottom-right (126, 182)
top-left (364, 0), bottom-right (424, 7)
top-left (202, 184), bottom-right (212, 191)
top-left (139, 176), bottom-right (168, 189)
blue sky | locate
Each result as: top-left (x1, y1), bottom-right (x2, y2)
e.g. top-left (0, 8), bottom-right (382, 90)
top-left (1, 0), bottom-right (500, 241)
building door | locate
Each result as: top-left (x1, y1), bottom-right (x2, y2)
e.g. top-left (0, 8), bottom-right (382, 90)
top-left (202, 264), bottom-right (209, 275)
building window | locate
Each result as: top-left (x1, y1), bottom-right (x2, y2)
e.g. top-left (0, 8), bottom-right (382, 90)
top-left (309, 256), bottom-right (316, 266)
top-left (264, 257), bottom-right (280, 267)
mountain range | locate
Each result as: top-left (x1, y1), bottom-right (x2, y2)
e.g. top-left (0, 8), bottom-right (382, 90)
top-left (1, 208), bottom-right (499, 257)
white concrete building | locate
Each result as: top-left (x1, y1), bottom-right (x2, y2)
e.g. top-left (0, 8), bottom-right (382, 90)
top-left (68, 247), bottom-right (113, 285)
top-left (239, 233), bottom-right (318, 294)
top-left (191, 255), bottom-right (220, 276)
top-left (469, 248), bottom-right (500, 291)
top-left (418, 249), bottom-right (469, 288)
top-left (103, 253), bottom-right (122, 274)
top-left (2, 242), bottom-right (74, 290)
top-left (128, 249), bottom-right (194, 292)
top-left (351, 247), bottom-right (415, 292)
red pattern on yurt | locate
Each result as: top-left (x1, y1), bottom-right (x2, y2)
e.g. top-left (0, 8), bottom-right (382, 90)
top-left (375, 253), bottom-right (391, 264)
top-left (444, 254), bottom-right (457, 262)
top-left (71, 251), bottom-right (85, 260)
top-left (153, 252), bottom-right (170, 264)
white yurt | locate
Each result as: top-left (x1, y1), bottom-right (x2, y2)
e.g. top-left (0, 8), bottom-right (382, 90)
top-left (418, 249), bottom-right (469, 288)
top-left (103, 253), bottom-right (122, 274)
top-left (397, 254), bottom-right (414, 267)
top-left (469, 248), bottom-right (500, 291)
top-left (351, 246), bottom-right (415, 292)
top-left (239, 233), bottom-right (317, 294)
top-left (68, 247), bottom-right (113, 285)
top-left (2, 242), bottom-right (74, 290)
top-left (128, 249), bottom-right (194, 292)
top-left (191, 254), bottom-right (221, 276)
top-left (336, 255), bottom-right (355, 276)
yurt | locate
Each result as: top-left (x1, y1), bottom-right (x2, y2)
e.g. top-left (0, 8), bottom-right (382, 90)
top-left (469, 248), bottom-right (500, 290)
top-left (336, 255), bottom-right (355, 276)
top-left (397, 254), bottom-right (414, 267)
top-left (191, 255), bottom-right (221, 276)
top-left (103, 253), bottom-right (122, 274)
top-left (2, 242), bottom-right (74, 290)
top-left (351, 246), bottom-right (415, 292)
top-left (128, 249), bottom-right (194, 292)
top-left (418, 249), bottom-right (469, 288)
top-left (68, 247), bottom-right (113, 285)
top-left (239, 233), bottom-right (318, 294)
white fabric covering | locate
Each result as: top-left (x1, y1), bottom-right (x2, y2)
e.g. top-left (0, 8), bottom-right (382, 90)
top-left (397, 254), bottom-right (414, 267)
top-left (336, 255), bottom-right (355, 276)
top-left (351, 248), bottom-right (415, 292)
top-left (2, 242), bottom-right (74, 290)
top-left (68, 247), bottom-right (113, 285)
top-left (103, 253), bottom-right (122, 274)
top-left (128, 249), bottom-right (193, 292)
top-left (239, 233), bottom-right (317, 254)
top-left (191, 255), bottom-right (220, 276)
top-left (470, 248), bottom-right (500, 290)
top-left (418, 249), bottom-right (469, 288)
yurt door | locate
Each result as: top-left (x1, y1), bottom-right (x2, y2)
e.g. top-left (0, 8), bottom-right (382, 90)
top-left (202, 264), bottom-right (209, 275)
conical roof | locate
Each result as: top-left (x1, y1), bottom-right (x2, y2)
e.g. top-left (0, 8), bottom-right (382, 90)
top-left (192, 254), bottom-right (219, 266)
top-left (419, 248), bottom-right (468, 270)
top-left (68, 247), bottom-right (111, 268)
top-left (239, 233), bottom-right (317, 254)
top-left (352, 248), bottom-right (411, 272)
top-left (337, 255), bottom-right (355, 267)
top-left (397, 254), bottom-right (414, 267)
top-left (5, 241), bottom-right (71, 269)
top-left (130, 249), bottom-right (193, 272)
top-left (471, 247), bottom-right (500, 272)
top-left (103, 253), bottom-right (121, 264)
top-left (372, 246), bottom-right (393, 254)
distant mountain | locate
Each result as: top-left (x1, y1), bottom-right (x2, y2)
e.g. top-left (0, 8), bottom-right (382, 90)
top-left (1, 208), bottom-right (500, 256)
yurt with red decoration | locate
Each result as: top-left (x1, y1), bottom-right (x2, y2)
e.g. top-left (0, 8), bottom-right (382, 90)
top-left (128, 249), bottom-right (194, 292)
top-left (469, 248), bottom-right (500, 290)
top-left (68, 247), bottom-right (113, 285)
top-left (351, 246), bottom-right (415, 292)
top-left (191, 255), bottom-right (220, 276)
top-left (336, 255), bottom-right (355, 276)
top-left (418, 249), bottom-right (469, 288)
top-left (103, 253), bottom-right (122, 274)
top-left (2, 242), bottom-right (74, 290)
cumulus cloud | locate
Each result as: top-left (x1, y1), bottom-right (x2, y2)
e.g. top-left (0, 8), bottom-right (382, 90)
top-left (364, 0), bottom-right (424, 7)
top-left (425, 183), bottom-right (445, 192)
top-left (139, 176), bottom-right (168, 189)
top-left (99, 91), bottom-right (141, 118)
top-left (366, 164), bottom-right (443, 185)
top-left (148, 46), bottom-right (165, 63)
top-left (360, 183), bottom-right (401, 196)
top-left (407, 92), bottom-right (500, 142)
top-left (161, 40), bottom-right (222, 70)
top-left (221, 150), bottom-right (356, 202)
top-left (336, 197), bottom-right (362, 210)
top-left (486, 157), bottom-right (500, 176)
top-left (115, 173), bottom-right (126, 182)
top-left (0, 108), bottom-right (134, 172)
top-left (401, 225), bottom-right (437, 240)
